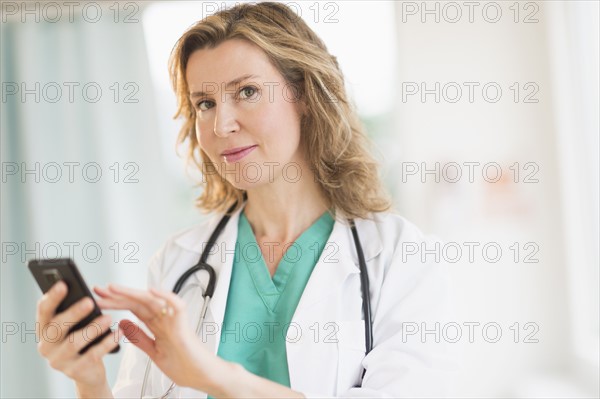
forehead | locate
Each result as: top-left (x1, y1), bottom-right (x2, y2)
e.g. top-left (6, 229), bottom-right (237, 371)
top-left (186, 39), bottom-right (278, 90)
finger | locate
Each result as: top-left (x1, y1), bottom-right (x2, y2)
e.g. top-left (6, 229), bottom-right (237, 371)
top-left (108, 284), bottom-right (165, 306)
top-left (107, 283), bottom-right (150, 298)
top-left (93, 286), bottom-right (135, 309)
top-left (104, 297), bottom-right (156, 321)
top-left (37, 281), bottom-right (67, 327)
top-left (71, 314), bottom-right (114, 355)
top-left (92, 285), bottom-right (111, 298)
top-left (97, 286), bottom-right (158, 321)
top-left (50, 296), bottom-right (95, 336)
top-left (107, 284), bottom-right (168, 319)
top-left (80, 315), bottom-right (120, 355)
top-left (47, 314), bottom-right (112, 366)
top-left (149, 287), bottom-right (185, 310)
top-left (119, 319), bottom-right (156, 358)
top-left (65, 323), bottom-right (122, 376)
top-left (94, 296), bottom-right (132, 311)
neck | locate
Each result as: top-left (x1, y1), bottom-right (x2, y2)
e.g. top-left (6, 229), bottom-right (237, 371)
top-left (243, 170), bottom-right (330, 243)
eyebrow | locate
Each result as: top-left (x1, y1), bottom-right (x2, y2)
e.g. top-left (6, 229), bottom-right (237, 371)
top-left (189, 74), bottom-right (260, 99)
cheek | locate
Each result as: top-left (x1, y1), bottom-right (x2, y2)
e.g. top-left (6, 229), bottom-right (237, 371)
top-left (255, 99), bottom-right (302, 144)
top-left (194, 121), bottom-right (218, 162)
top-left (195, 119), bottom-right (211, 148)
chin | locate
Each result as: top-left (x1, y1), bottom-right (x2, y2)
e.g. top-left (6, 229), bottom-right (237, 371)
top-left (226, 173), bottom-right (279, 192)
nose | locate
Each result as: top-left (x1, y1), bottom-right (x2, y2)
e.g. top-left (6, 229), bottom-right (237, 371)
top-left (213, 102), bottom-right (240, 137)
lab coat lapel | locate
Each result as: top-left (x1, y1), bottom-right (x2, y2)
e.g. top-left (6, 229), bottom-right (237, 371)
top-left (292, 218), bottom-right (359, 315)
top-left (287, 216), bottom-right (383, 394)
top-left (292, 216), bottom-right (382, 317)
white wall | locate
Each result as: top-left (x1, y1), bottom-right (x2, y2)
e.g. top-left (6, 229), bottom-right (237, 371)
top-left (388, 1), bottom-right (598, 397)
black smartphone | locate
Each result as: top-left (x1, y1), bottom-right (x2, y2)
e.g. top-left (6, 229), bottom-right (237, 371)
top-left (28, 257), bottom-right (120, 354)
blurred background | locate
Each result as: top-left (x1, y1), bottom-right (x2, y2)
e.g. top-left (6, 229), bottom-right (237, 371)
top-left (1, 1), bottom-right (598, 397)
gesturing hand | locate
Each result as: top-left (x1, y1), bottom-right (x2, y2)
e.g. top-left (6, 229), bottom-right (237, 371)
top-left (94, 284), bottom-right (228, 391)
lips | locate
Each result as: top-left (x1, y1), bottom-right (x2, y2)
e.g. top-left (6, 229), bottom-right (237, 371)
top-left (221, 145), bottom-right (257, 156)
top-left (221, 145), bottom-right (258, 163)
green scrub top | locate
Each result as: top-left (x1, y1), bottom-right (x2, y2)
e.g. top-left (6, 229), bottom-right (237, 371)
top-left (213, 209), bottom-right (335, 391)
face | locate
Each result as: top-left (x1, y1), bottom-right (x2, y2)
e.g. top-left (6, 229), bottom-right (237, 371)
top-left (186, 39), bottom-right (306, 190)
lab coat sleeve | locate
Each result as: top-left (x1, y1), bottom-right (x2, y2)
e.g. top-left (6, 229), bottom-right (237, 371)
top-left (304, 224), bottom-right (459, 398)
top-left (111, 245), bottom-right (165, 398)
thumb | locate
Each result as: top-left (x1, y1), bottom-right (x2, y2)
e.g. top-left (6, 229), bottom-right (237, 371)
top-left (119, 319), bottom-right (156, 357)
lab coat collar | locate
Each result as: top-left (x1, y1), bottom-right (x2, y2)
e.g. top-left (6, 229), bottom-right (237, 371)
top-left (173, 205), bottom-right (383, 262)
top-left (172, 204), bottom-right (383, 349)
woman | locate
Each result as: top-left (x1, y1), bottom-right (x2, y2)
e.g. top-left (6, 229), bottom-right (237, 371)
top-left (35, 3), bottom-right (456, 398)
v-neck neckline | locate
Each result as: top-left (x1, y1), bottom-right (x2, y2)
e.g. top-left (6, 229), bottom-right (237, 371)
top-left (238, 210), bottom-right (333, 312)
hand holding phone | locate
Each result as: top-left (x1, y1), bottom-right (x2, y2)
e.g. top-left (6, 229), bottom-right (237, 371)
top-left (29, 257), bottom-right (120, 354)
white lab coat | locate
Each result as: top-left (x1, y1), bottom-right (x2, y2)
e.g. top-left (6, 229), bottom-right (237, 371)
top-left (112, 206), bottom-right (458, 398)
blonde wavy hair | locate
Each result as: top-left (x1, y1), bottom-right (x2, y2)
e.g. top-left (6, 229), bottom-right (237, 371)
top-left (169, 2), bottom-right (391, 220)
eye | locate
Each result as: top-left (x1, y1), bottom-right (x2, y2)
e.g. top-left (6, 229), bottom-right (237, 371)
top-left (239, 85), bottom-right (258, 100)
top-left (196, 100), bottom-right (214, 111)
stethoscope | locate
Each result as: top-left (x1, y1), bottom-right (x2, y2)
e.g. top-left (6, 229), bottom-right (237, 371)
top-left (140, 198), bottom-right (372, 398)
